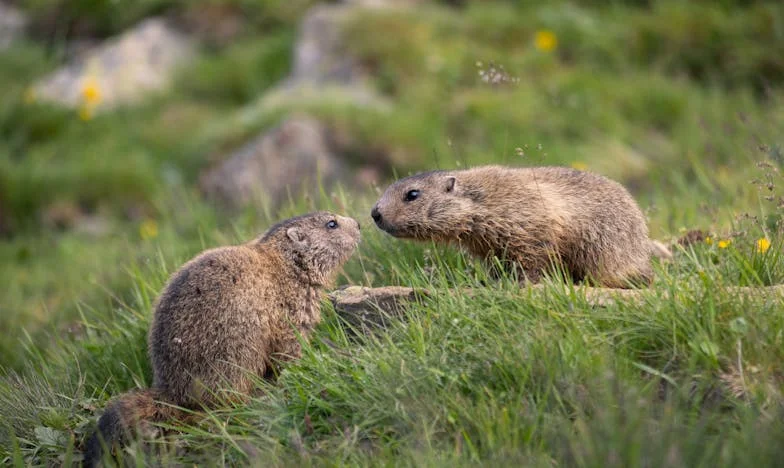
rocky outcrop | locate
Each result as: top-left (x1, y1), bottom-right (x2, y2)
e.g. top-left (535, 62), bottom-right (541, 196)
top-left (33, 18), bottom-right (195, 110)
top-left (0, 2), bottom-right (27, 50)
top-left (200, 0), bottom-right (410, 210)
top-left (200, 115), bottom-right (346, 209)
top-left (256, 3), bottom-right (390, 113)
top-left (289, 5), bottom-right (366, 86)
top-left (202, 0), bottom-right (426, 209)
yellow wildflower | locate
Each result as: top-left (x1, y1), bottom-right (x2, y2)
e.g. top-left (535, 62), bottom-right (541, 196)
top-left (756, 238), bottom-right (771, 253)
top-left (78, 106), bottom-right (93, 121)
top-left (705, 236), bottom-right (713, 245)
top-left (570, 161), bottom-right (588, 171)
top-left (535, 30), bottom-right (558, 52)
top-left (718, 239), bottom-right (731, 249)
top-left (140, 219), bottom-right (159, 240)
top-left (81, 78), bottom-right (101, 106)
top-left (23, 87), bottom-right (36, 104)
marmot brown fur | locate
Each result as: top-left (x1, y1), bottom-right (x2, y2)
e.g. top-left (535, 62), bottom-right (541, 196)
top-left (84, 212), bottom-right (360, 466)
top-left (371, 165), bottom-right (663, 288)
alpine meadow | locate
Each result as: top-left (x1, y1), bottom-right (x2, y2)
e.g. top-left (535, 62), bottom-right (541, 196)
top-left (1, 0), bottom-right (783, 466)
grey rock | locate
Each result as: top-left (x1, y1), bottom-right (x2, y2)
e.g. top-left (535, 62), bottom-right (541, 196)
top-left (200, 115), bottom-right (346, 209)
top-left (33, 18), bottom-right (194, 110)
top-left (201, 0), bottom-right (411, 210)
top-left (0, 2), bottom-right (27, 50)
top-left (329, 285), bottom-right (429, 333)
top-left (256, 3), bottom-right (390, 114)
top-left (288, 4), bottom-right (366, 86)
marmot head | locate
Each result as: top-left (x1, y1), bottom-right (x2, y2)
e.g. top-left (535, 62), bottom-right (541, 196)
top-left (261, 211), bottom-right (360, 283)
top-left (371, 171), bottom-right (477, 241)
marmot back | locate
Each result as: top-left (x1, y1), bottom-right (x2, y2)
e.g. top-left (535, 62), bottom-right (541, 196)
top-left (371, 165), bottom-right (658, 287)
top-left (85, 211), bottom-right (360, 466)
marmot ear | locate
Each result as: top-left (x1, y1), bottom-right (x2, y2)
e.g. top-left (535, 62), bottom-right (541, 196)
top-left (286, 227), bottom-right (306, 244)
top-left (445, 176), bottom-right (456, 193)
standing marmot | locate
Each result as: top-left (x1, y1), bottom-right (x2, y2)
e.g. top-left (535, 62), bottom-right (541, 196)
top-left (85, 212), bottom-right (360, 466)
top-left (371, 165), bottom-right (663, 288)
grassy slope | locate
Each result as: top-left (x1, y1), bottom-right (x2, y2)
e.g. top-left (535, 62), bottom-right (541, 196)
top-left (1, 0), bottom-right (783, 465)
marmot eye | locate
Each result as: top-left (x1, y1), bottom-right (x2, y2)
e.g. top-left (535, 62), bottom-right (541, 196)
top-left (404, 190), bottom-right (420, 202)
top-left (326, 220), bottom-right (339, 229)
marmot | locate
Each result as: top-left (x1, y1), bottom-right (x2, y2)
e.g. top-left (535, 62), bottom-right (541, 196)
top-left (84, 211), bottom-right (360, 466)
top-left (371, 165), bottom-right (664, 288)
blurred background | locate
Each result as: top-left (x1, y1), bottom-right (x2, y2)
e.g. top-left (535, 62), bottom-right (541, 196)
top-left (0, 0), bottom-right (782, 371)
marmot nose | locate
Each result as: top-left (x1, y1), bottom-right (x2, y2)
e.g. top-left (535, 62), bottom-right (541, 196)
top-left (371, 206), bottom-right (382, 225)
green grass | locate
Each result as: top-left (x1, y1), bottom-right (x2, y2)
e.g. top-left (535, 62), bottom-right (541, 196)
top-left (2, 223), bottom-right (784, 465)
top-left (1, 0), bottom-right (783, 465)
